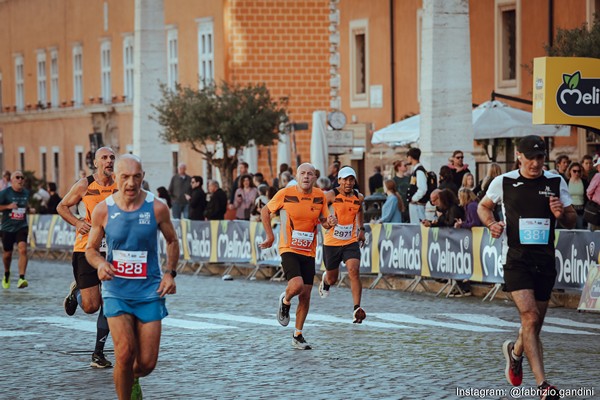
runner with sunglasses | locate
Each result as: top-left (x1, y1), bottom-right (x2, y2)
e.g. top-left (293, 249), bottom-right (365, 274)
top-left (0, 171), bottom-right (31, 289)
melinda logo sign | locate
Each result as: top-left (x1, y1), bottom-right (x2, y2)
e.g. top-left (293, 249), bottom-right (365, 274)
top-left (556, 71), bottom-right (600, 116)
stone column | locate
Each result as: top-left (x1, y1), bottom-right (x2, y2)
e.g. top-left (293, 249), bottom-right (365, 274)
top-left (419, 0), bottom-right (474, 174)
top-left (133, 0), bottom-right (171, 190)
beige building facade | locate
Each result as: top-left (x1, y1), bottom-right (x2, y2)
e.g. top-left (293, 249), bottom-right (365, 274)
top-left (0, 0), bottom-right (598, 194)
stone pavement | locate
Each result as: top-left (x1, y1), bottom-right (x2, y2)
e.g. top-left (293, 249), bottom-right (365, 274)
top-left (1, 259), bottom-right (599, 400)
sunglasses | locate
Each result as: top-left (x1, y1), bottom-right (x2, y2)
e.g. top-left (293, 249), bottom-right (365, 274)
top-left (571, 170), bottom-right (581, 173)
top-left (455, 156), bottom-right (464, 159)
top-left (14, 176), bottom-right (24, 180)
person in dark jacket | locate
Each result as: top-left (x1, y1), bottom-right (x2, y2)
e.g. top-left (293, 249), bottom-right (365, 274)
top-left (204, 180), bottom-right (227, 220)
top-left (189, 176), bottom-right (207, 221)
top-left (422, 189), bottom-right (464, 227)
top-left (448, 150), bottom-right (471, 188)
top-left (368, 166), bottom-right (384, 194)
top-left (156, 186), bottom-right (172, 208)
top-left (438, 166), bottom-right (458, 196)
top-left (46, 182), bottom-right (62, 214)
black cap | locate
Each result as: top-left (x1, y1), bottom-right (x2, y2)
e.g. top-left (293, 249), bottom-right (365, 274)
top-left (517, 135), bottom-right (546, 159)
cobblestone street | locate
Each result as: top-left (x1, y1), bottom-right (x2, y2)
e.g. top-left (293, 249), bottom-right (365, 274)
top-left (1, 259), bottom-right (599, 400)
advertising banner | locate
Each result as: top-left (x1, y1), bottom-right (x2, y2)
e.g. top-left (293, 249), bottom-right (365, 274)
top-left (422, 226), bottom-right (474, 280)
top-left (533, 57), bottom-right (600, 129)
top-left (158, 219), bottom-right (184, 259)
top-left (554, 230), bottom-right (600, 290)
top-left (471, 227), bottom-right (504, 284)
top-left (48, 215), bottom-right (77, 250)
top-left (377, 224), bottom-right (422, 276)
top-left (578, 265), bottom-right (600, 312)
top-left (26, 214), bottom-right (597, 294)
top-left (182, 220), bottom-right (212, 262)
top-left (209, 220), bottom-right (252, 263)
top-left (30, 214), bottom-right (52, 249)
top-left (251, 221), bottom-right (281, 266)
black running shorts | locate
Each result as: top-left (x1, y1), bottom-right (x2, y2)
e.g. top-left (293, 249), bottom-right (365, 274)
top-left (503, 247), bottom-right (557, 301)
top-left (1, 227), bottom-right (28, 252)
top-left (323, 242), bottom-right (361, 271)
top-left (281, 252), bottom-right (315, 285)
top-left (72, 252), bottom-right (102, 289)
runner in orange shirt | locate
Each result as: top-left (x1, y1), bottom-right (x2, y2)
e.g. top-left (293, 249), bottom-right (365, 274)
top-left (260, 163), bottom-right (337, 349)
top-left (319, 167), bottom-right (366, 323)
top-left (57, 147), bottom-right (117, 368)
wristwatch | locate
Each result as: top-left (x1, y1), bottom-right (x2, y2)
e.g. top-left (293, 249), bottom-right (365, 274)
top-left (167, 269), bottom-right (177, 278)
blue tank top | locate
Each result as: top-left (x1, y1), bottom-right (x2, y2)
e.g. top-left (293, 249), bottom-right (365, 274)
top-left (102, 192), bottom-right (162, 301)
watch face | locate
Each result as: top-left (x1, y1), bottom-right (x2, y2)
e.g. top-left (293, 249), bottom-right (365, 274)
top-left (328, 111), bottom-right (347, 130)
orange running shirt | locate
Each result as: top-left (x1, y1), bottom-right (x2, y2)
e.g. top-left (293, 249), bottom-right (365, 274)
top-left (323, 189), bottom-right (362, 246)
top-left (266, 185), bottom-right (329, 258)
top-left (73, 176), bottom-right (118, 252)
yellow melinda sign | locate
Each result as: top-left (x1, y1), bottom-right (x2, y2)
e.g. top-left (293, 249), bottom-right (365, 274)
top-left (533, 57), bottom-right (600, 129)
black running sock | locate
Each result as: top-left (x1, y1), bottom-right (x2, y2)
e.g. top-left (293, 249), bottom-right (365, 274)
top-left (323, 283), bottom-right (330, 290)
top-left (354, 304), bottom-right (360, 311)
top-left (4, 272), bottom-right (9, 280)
top-left (19, 275), bottom-right (25, 280)
top-left (94, 306), bottom-right (110, 354)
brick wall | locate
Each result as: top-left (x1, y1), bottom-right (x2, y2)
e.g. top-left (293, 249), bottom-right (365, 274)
top-left (228, 0), bottom-right (330, 181)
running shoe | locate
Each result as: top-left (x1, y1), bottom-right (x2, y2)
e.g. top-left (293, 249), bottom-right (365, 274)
top-left (90, 352), bottom-right (113, 369)
top-left (64, 281), bottom-right (79, 316)
top-left (292, 334), bottom-right (312, 350)
top-left (2, 275), bottom-right (9, 289)
top-left (449, 289), bottom-right (472, 298)
top-left (17, 278), bottom-right (28, 289)
top-left (538, 381), bottom-right (560, 400)
top-left (353, 307), bottom-right (367, 324)
top-left (502, 340), bottom-right (523, 386)
top-left (318, 272), bottom-right (330, 298)
top-left (131, 377), bottom-right (143, 400)
top-left (277, 292), bottom-right (290, 326)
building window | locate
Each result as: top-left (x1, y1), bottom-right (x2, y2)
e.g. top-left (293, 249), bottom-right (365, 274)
top-left (15, 55), bottom-right (25, 111)
top-left (123, 36), bottom-right (134, 103)
top-left (349, 19), bottom-right (369, 108)
top-left (495, 0), bottom-right (520, 94)
top-left (37, 51), bottom-right (47, 107)
top-left (74, 145), bottom-right (84, 181)
top-left (50, 50), bottom-right (59, 108)
top-left (73, 45), bottom-right (83, 106)
top-left (40, 148), bottom-right (47, 182)
top-left (52, 147), bottom-right (60, 188)
top-left (101, 41), bottom-right (111, 104)
top-left (197, 18), bottom-right (214, 89)
top-left (19, 147), bottom-right (25, 171)
top-left (167, 29), bottom-right (178, 90)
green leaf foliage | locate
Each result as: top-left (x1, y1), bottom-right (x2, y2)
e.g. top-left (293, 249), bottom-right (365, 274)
top-left (151, 81), bottom-right (287, 193)
top-left (545, 16), bottom-right (600, 58)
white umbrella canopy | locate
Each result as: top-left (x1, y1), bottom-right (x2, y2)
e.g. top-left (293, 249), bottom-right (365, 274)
top-left (371, 101), bottom-right (569, 146)
top-left (472, 100), bottom-right (570, 139)
top-left (371, 114), bottom-right (420, 147)
top-left (310, 111), bottom-right (329, 176)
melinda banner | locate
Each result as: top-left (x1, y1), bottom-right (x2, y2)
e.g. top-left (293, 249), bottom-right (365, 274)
top-left (28, 216), bottom-right (599, 290)
top-left (533, 56), bottom-right (600, 129)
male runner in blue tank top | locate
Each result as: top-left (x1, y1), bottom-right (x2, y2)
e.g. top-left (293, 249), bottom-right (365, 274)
top-left (86, 154), bottom-right (179, 400)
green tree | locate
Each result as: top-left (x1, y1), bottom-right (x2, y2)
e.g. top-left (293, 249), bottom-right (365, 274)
top-left (152, 81), bottom-right (287, 195)
top-left (545, 16), bottom-right (600, 57)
